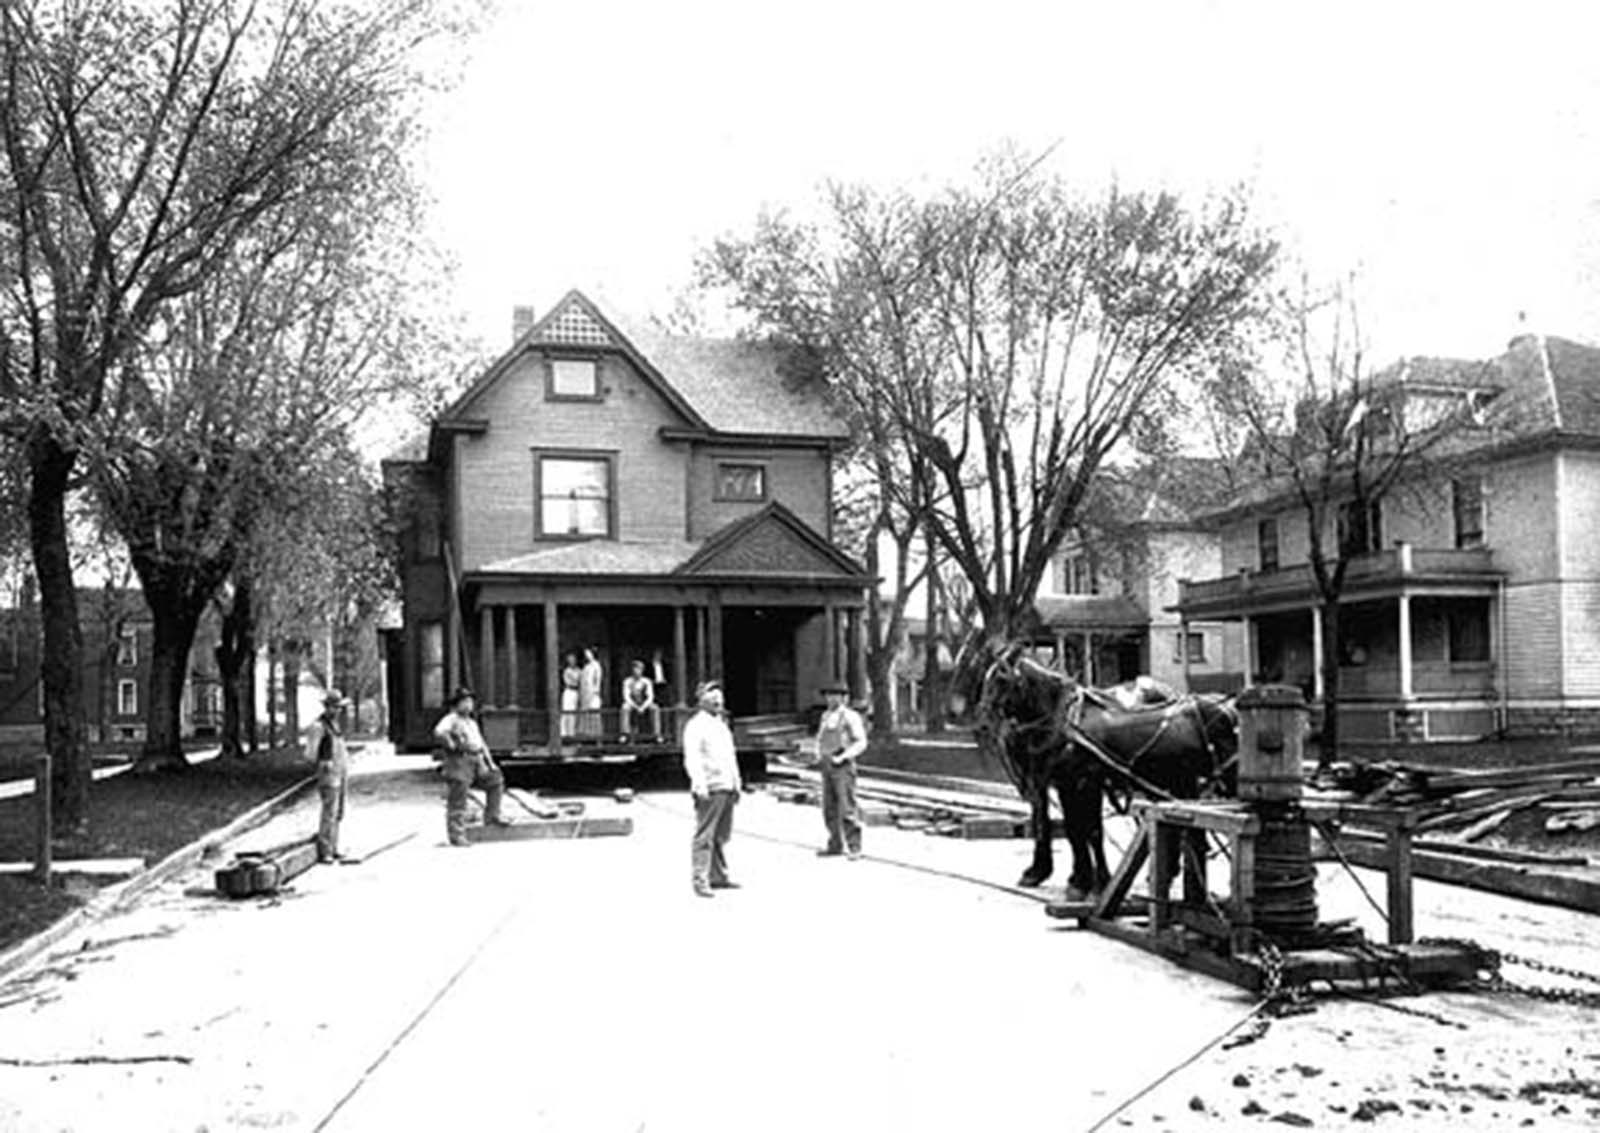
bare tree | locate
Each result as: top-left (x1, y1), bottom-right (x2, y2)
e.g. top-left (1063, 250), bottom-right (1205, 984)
top-left (708, 156), bottom-right (1279, 697)
top-left (0, 0), bottom-right (470, 806)
top-left (1205, 281), bottom-right (1497, 767)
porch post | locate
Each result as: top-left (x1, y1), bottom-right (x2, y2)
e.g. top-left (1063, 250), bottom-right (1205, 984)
top-left (1242, 616), bottom-right (1256, 689)
top-left (543, 599), bottom-right (560, 754)
top-left (709, 592), bottom-right (724, 680)
top-left (1081, 631), bottom-right (1094, 685)
top-left (673, 604), bottom-right (688, 706)
top-left (447, 600), bottom-right (461, 697)
top-left (504, 606), bottom-right (520, 708)
top-left (693, 606), bottom-right (706, 688)
top-left (849, 606), bottom-right (866, 701)
top-left (479, 603), bottom-right (496, 707)
top-left (822, 602), bottom-right (837, 684)
top-left (1310, 606), bottom-right (1325, 701)
top-left (1398, 594), bottom-right (1414, 700)
top-left (1053, 632), bottom-right (1067, 671)
top-left (1179, 620), bottom-right (1192, 689)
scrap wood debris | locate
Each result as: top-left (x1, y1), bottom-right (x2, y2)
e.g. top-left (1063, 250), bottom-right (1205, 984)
top-left (1333, 757), bottom-right (1600, 843)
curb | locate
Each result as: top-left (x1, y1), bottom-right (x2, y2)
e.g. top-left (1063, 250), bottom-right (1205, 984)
top-left (0, 774), bottom-right (317, 984)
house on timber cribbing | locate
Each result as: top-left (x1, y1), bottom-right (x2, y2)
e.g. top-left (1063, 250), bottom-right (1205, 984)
top-left (381, 290), bottom-right (872, 756)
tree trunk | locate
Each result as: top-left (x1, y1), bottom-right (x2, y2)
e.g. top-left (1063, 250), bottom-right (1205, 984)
top-left (283, 639), bottom-right (302, 748)
top-left (216, 579), bottom-right (256, 759)
top-left (862, 530), bottom-right (897, 739)
top-left (922, 533), bottom-right (944, 733)
top-left (1317, 601), bottom-right (1342, 772)
top-left (266, 638), bottom-right (279, 751)
top-left (134, 590), bottom-right (203, 771)
top-left (27, 433), bottom-right (90, 833)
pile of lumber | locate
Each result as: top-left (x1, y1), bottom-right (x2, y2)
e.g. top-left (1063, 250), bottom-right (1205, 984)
top-left (1349, 757), bottom-right (1600, 845)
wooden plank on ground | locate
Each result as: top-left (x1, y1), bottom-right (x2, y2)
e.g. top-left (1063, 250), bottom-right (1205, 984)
top-left (1327, 838), bottom-right (1600, 913)
top-left (0, 858), bottom-right (144, 876)
top-left (1318, 826), bottom-right (1590, 867)
top-left (470, 816), bottom-right (632, 840)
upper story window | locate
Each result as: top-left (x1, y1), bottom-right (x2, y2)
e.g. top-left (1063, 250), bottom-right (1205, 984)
top-left (1452, 476), bottom-right (1484, 549)
top-left (1257, 518), bottom-right (1279, 573)
top-left (116, 626), bottom-right (138, 667)
top-left (117, 678), bottom-right (138, 717)
top-left (546, 357), bottom-right (600, 400)
top-left (1056, 553), bottom-right (1098, 595)
top-left (1337, 499), bottom-right (1383, 557)
top-left (537, 452), bottom-right (614, 539)
top-left (715, 463), bottom-right (767, 502)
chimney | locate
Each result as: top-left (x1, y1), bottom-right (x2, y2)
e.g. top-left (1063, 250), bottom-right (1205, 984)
top-left (512, 305), bottom-right (537, 344)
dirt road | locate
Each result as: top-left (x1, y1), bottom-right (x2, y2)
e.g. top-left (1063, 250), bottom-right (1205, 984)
top-left (0, 748), bottom-right (1594, 1131)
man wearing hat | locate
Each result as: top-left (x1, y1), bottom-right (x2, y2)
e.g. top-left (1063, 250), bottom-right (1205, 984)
top-left (681, 679), bottom-right (741, 897)
top-left (815, 681), bottom-right (868, 859)
top-left (433, 686), bottom-right (510, 847)
top-left (305, 690), bottom-right (351, 863)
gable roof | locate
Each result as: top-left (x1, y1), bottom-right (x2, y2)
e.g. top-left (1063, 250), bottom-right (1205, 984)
top-left (470, 502), bottom-right (868, 584)
top-left (677, 501), bottom-right (867, 579)
top-left (434, 290), bottom-right (847, 445)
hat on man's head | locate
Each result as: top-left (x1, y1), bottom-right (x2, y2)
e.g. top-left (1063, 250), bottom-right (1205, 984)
top-left (323, 689), bottom-right (347, 708)
top-left (449, 686), bottom-right (476, 706)
top-left (820, 682), bottom-right (850, 696)
top-left (695, 679), bottom-right (723, 699)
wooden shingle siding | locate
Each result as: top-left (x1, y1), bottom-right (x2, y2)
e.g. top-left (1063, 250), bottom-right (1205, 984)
top-left (1503, 581), bottom-right (1563, 698)
top-left (1560, 580), bottom-right (1600, 696)
top-left (687, 446), bottom-right (829, 540)
top-left (454, 352), bottom-right (691, 570)
top-left (1487, 453), bottom-right (1559, 580)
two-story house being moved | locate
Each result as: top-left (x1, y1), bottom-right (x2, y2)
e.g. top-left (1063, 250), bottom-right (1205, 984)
top-left (381, 290), bottom-right (872, 759)
top-left (1174, 333), bottom-right (1600, 742)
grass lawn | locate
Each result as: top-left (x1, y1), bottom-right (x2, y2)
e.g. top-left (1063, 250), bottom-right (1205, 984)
top-left (0, 747), bottom-right (313, 957)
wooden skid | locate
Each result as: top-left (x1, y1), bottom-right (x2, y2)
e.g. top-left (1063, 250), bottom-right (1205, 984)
top-left (1327, 837), bottom-right (1600, 914)
top-left (1084, 917), bottom-right (1492, 993)
top-left (470, 816), bottom-right (633, 841)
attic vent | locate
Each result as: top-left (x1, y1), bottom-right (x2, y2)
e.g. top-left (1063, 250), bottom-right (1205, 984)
top-left (537, 302), bottom-right (613, 347)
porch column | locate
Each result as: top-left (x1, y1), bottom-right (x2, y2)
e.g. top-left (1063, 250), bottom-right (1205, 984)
top-left (1179, 620), bottom-right (1192, 689)
top-left (693, 605), bottom-right (706, 688)
top-left (709, 593), bottom-right (724, 680)
top-left (1053, 632), bottom-right (1067, 671)
top-left (673, 604), bottom-right (688, 706)
top-left (821, 602), bottom-right (837, 684)
top-left (504, 606), bottom-right (520, 709)
top-left (479, 603), bottom-right (496, 707)
top-left (543, 599), bottom-right (560, 753)
top-left (1242, 616), bottom-right (1256, 689)
top-left (1398, 594), bottom-right (1414, 700)
top-left (447, 601), bottom-right (461, 697)
top-left (1081, 631), bottom-right (1094, 685)
top-left (1310, 606), bottom-right (1325, 701)
top-left (849, 606), bottom-right (866, 701)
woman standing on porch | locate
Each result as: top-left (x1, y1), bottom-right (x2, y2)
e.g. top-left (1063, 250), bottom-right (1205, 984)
top-left (560, 653), bottom-right (581, 737)
top-left (579, 647), bottom-right (603, 735)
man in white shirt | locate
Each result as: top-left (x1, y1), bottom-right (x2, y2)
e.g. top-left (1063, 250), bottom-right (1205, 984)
top-left (681, 680), bottom-right (741, 897)
top-left (814, 682), bottom-right (868, 859)
top-left (305, 690), bottom-right (350, 863)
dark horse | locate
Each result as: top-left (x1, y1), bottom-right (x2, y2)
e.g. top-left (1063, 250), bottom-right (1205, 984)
top-left (976, 647), bottom-right (1239, 897)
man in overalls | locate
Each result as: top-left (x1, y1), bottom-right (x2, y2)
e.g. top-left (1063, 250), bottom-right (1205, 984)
top-left (814, 682), bottom-right (868, 859)
top-left (433, 686), bottom-right (510, 846)
top-left (306, 690), bottom-right (351, 863)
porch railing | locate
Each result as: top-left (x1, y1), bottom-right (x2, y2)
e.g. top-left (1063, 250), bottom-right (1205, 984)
top-left (476, 706), bottom-right (808, 754)
top-left (1179, 546), bottom-right (1499, 610)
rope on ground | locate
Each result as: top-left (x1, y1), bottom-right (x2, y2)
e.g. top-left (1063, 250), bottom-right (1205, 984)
top-left (1082, 999), bottom-right (1275, 1132)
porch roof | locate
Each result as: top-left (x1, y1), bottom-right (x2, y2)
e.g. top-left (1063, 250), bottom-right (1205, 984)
top-left (477, 540), bottom-right (701, 577)
top-left (1032, 595), bottom-right (1149, 632)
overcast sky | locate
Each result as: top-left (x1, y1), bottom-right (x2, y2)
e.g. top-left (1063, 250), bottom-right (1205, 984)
top-left (419, 0), bottom-right (1600, 364)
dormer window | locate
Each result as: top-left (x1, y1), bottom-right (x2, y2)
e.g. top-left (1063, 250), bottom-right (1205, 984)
top-left (716, 462), bottom-right (767, 502)
top-left (536, 451), bottom-right (614, 538)
top-left (547, 357), bottom-right (599, 400)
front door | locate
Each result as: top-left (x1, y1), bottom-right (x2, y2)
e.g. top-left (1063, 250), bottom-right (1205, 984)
top-left (723, 608), bottom-right (799, 715)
